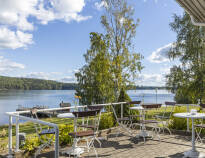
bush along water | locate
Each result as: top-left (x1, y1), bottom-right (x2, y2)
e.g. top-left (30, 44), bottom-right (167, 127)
top-left (168, 106), bottom-right (200, 131)
top-left (99, 112), bottom-right (115, 130)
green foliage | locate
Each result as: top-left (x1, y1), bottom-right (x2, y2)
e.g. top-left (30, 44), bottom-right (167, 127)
top-left (168, 106), bottom-right (189, 130)
top-left (0, 128), bottom-right (7, 138)
top-left (174, 89), bottom-right (192, 104)
top-left (75, 32), bottom-right (115, 105)
top-left (166, 13), bottom-right (205, 103)
top-left (75, 0), bottom-right (143, 105)
top-left (99, 112), bottom-right (115, 130)
top-left (23, 137), bottom-right (40, 152)
top-left (22, 124), bottom-right (74, 153)
top-left (115, 88), bottom-right (132, 118)
top-left (0, 76), bottom-right (77, 90)
top-left (101, 0), bottom-right (143, 95)
top-left (59, 124), bottom-right (74, 145)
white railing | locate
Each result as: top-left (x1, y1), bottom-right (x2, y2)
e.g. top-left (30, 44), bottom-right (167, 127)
top-left (5, 102), bottom-right (126, 158)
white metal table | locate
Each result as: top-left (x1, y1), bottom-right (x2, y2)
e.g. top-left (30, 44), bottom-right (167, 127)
top-left (57, 113), bottom-right (84, 156)
top-left (174, 113), bottom-right (205, 158)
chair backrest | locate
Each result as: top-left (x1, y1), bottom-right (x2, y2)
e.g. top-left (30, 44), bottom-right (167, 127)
top-left (163, 101), bottom-right (176, 119)
top-left (165, 102), bottom-right (176, 106)
top-left (87, 105), bottom-right (104, 132)
top-left (73, 110), bottom-right (100, 132)
top-left (30, 108), bottom-right (42, 136)
top-left (127, 101), bottom-right (141, 105)
top-left (72, 110), bottom-right (100, 118)
top-left (87, 106), bottom-right (103, 132)
top-left (142, 104), bottom-right (162, 109)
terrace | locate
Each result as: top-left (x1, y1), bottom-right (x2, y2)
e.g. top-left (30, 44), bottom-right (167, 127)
top-left (1, 102), bottom-right (205, 158)
top-left (40, 133), bottom-right (205, 158)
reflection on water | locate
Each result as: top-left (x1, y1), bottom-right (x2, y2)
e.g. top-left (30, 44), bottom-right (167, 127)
top-left (0, 90), bottom-right (174, 125)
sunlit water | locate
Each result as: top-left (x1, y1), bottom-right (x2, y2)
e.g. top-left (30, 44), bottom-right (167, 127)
top-left (0, 90), bottom-right (174, 125)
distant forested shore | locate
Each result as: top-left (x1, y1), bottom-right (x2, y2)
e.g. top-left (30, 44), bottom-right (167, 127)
top-left (0, 76), bottom-right (77, 90)
top-left (0, 76), bottom-right (167, 90)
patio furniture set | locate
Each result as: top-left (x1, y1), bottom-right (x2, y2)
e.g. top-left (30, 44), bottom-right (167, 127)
top-left (31, 102), bottom-right (205, 158)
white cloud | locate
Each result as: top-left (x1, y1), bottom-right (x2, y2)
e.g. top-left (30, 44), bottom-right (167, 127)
top-left (137, 73), bottom-right (165, 86)
top-left (25, 72), bottom-right (51, 80)
top-left (94, 1), bottom-right (108, 10)
top-left (154, 0), bottom-right (158, 3)
top-left (148, 43), bottom-right (175, 63)
top-left (0, 27), bottom-right (33, 49)
top-left (160, 66), bottom-right (171, 75)
top-left (0, 0), bottom-right (91, 49)
top-left (0, 56), bottom-right (25, 73)
top-left (61, 76), bottom-right (76, 83)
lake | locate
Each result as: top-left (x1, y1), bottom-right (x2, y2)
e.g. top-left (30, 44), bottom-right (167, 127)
top-left (0, 90), bottom-right (174, 125)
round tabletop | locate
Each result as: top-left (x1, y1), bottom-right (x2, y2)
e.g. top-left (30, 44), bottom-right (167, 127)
top-left (57, 113), bottom-right (75, 118)
top-left (174, 113), bottom-right (205, 119)
top-left (130, 106), bottom-right (144, 110)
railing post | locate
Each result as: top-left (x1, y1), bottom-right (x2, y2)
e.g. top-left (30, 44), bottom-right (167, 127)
top-left (121, 103), bottom-right (123, 120)
top-left (55, 126), bottom-right (59, 158)
top-left (187, 105), bottom-right (190, 132)
top-left (15, 116), bottom-right (19, 152)
top-left (8, 115), bottom-right (13, 158)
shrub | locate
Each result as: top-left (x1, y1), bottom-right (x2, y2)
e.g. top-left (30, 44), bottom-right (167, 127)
top-left (168, 106), bottom-right (190, 130)
top-left (22, 136), bottom-right (40, 152)
top-left (59, 124), bottom-right (74, 145)
top-left (99, 112), bottom-right (115, 130)
top-left (0, 129), bottom-right (7, 138)
top-left (22, 124), bottom-right (74, 153)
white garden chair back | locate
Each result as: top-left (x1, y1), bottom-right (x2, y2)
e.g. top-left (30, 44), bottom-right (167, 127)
top-left (30, 108), bottom-right (55, 158)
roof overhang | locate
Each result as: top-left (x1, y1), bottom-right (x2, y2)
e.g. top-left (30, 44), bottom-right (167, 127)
top-left (175, 0), bottom-right (205, 26)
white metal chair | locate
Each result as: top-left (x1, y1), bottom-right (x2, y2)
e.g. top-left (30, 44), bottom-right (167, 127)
top-left (69, 110), bottom-right (100, 158)
top-left (140, 104), bottom-right (162, 141)
top-left (195, 104), bottom-right (205, 143)
top-left (128, 101), bottom-right (142, 129)
top-left (111, 103), bottom-right (134, 137)
top-left (155, 101), bottom-right (176, 135)
top-left (30, 108), bottom-right (55, 158)
top-left (87, 105), bottom-right (104, 147)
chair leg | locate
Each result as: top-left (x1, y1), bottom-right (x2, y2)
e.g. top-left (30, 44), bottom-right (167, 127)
top-left (94, 137), bottom-right (102, 147)
top-left (35, 143), bottom-right (47, 158)
top-left (151, 125), bottom-right (160, 141)
top-left (195, 128), bottom-right (203, 143)
top-left (90, 138), bottom-right (98, 158)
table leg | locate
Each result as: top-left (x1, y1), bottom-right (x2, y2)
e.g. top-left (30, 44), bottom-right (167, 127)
top-left (183, 118), bottom-right (205, 158)
top-left (192, 118), bottom-right (196, 152)
top-left (137, 110), bottom-right (149, 138)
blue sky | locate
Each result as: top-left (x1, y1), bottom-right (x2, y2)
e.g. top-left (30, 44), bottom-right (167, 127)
top-left (0, 0), bottom-right (184, 86)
